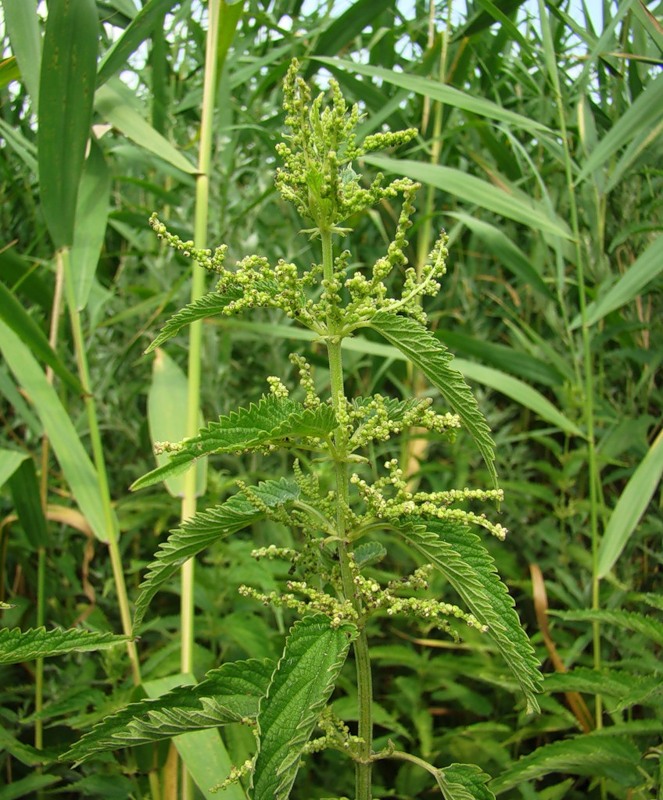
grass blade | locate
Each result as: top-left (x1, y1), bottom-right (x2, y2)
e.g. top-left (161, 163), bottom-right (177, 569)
top-left (366, 156), bottom-right (573, 240)
top-left (2, 0), bottom-right (41, 105)
top-left (38, 0), bottom-right (98, 249)
top-left (597, 428), bottom-right (663, 578)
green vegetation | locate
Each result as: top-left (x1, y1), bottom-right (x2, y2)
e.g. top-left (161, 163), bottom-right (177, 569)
top-left (0, 1), bottom-right (661, 799)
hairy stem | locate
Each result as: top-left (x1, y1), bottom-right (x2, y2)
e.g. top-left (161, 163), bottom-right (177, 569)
top-left (322, 229), bottom-right (373, 800)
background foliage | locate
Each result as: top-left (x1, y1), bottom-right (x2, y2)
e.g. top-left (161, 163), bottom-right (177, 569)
top-left (0, 0), bottom-right (661, 798)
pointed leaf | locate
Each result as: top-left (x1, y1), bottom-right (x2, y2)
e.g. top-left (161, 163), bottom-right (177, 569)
top-left (38, 0), bottom-right (99, 249)
top-left (491, 733), bottom-right (643, 793)
top-left (0, 318), bottom-right (115, 542)
top-left (550, 608), bottom-right (663, 647)
top-left (438, 763), bottom-right (495, 800)
top-left (9, 457), bottom-right (48, 549)
top-left (147, 349), bottom-right (207, 498)
top-left (397, 521), bottom-right (541, 712)
top-left (95, 82), bottom-right (197, 175)
top-left (133, 478), bottom-right (300, 628)
top-left (571, 234), bottom-right (663, 329)
top-left (316, 57), bottom-right (549, 135)
top-left (543, 668), bottom-right (663, 711)
top-left (365, 156), bottom-right (573, 240)
top-left (0, 627), bottom-right (128, 665)
top-left (597, 427), bottom-right (663, 577)
top-left (97, 0), bottom-right (179, 86)
top-left (71, 140), bottom-right (111, 311)
top-left (368, 312), bottom-right (497, 486)
top-left (133, 395), bottom-right (336, 491)
top-left (0, 280), bottom-right (83, 395)
top-left (63, 658), bottom-right (273, 763)
top-left (0, 448), bottom-right (28, 489)
top-left (251, 615), bottom-right (357, 800)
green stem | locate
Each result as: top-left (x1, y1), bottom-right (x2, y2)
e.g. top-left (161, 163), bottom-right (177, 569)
top-left (61, 247), bottom-right (140, 685)
top-left (321, 229), bottom-right (373, 800)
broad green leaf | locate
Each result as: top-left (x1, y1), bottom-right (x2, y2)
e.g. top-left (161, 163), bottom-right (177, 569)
top-left (71, 140), bottom-right (111, 311)
top-left (575, 71), bottom-right (663, 184)
top-left (438, 763), bottom-right (495, 800)
top-left (597, 427), bottom-right (663, 577)
top-left (134, 395), bottom-right (336, 490)
top-left (3, 0), bottom-right (41, 106)
top-left (97, 0), bottom-right (179, 86)
top-left (367, 312), bottom-right (497, 486)
top-left (0, 627), bottom-right (128, 665)
top-left (550, 609), bottom-right (663, 647)
top-left (365, 156), bottom-right (573, 240)
top-left (315, 57), bottom-right (549, 135)
top-left (133, 478), bottom-right (300, 628)
top-left (571, 234), bottom-right (663, 329)
top-left (397, 521), bottom-right (541, 712)
top-left (95, 82), bottom-right (197, 175)
top-left (142, 674), bottom-right (247, 800)
top-left (491, 733), bottom-right (643, 793)
top-left (147, 349), bottom-right (207, 498)
top-left (216, 0), bottom-right (245, 81)
top-left (446, 212), bottom-right (553, 299)
top-left (0, 319), bottom-right (114, 542)
top-left (63, 659), bottom-right (273, 763)
top-left (0, 280), bottom-right (83, 395)
top-left (38, 0), bottom-right (99, 249)
top-left (9, 457), bottom-right (48, 549)
top-left (0, 449), bottom-right (27, 490)
top-left (251, 615), bottom-right (356, 800)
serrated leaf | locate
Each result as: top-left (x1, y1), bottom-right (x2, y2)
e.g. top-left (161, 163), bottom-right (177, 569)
top-left (550, 608), bottom-right (663, 647)
top-left (0, 627), bottom-right (129, 665)
top-left (251, 615), bottom-right (357, 800)
top-left (63, 659), bottom-right (273, 763)
top-left (368, 312), bottom-right (497, 486)
top-left (397, 520), bottom-right (541, 712)
top-left (146, 282), bottom-right (282, 353)
top-left (438, 763), bottom-right (495, 800)
top-left (133, 395), bottom-right (336, 491)
top-left (543, 668), bottom-right (663, 711)
top-left (491, 733), bottom-right (643, 794)
top-left (133, 478), bottom-right (300, 628)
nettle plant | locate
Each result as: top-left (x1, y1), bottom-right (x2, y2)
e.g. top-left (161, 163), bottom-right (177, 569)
top-left (65, 61), bottom-right (541, 799)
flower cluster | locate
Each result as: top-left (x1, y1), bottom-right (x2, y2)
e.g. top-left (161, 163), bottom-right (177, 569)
top-left (351, 460), bottom-right (507, 540)
top-left (275, 58), bottom-right (417, 236)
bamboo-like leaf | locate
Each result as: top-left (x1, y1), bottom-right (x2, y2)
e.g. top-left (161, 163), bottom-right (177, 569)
top-left (133, 395), bottom-right (336, 491)
top-left (365, 156), bottom-right (573, 240)
top-left (438, 763), bottom-right (495, 800)
top-left (38, 0), bottom-right (99, 249)
top-left (63, 659), bottom-right (273, 763)
top-left (491, 733), bottom-right (643, 793)
top-left (550, 608), bottom-right (663, 647)
top-left (0, 280), bottom-right (83, 394)
top-left (147, 349), bottom-right (207, 498)
top-left (574, 70), bottom-right (663, 184)
top-left (446, 212), bottom-right (553, 299)
top-left (0, 448), bottom-right (28, 489)
top-left (0, 319), bottom-right (114, 542)
top-left (71, 140), bottom-right (111, 311)
top-left (0, 627), bottom-right (128, 665)
top-left (251, 615), bottom-right (357, 800)
top-left (97, 0), bottom-right (179, 86)
top-left (367, 312), bottom-right (497, 486)
top-left (597, 427), bottom-right (663, 577)
top-left (397, 521), bottom-right (541, 712)
top-left (315, 57), bottom-right (549, 135)
top-left (133, 478), bottom-right (300, 628)
top-left (95, 82), bottom-right (197, 175)
top-left (571, 234), bottom-right (663, 329)
top-left (3, 0), bottom-right (41, 105)
top-left (9, 457), bottom-right (48, 549)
